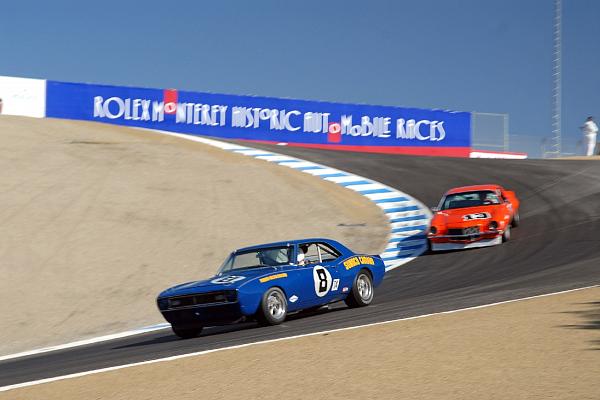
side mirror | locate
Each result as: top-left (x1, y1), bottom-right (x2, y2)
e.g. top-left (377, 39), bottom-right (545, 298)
top-left (431, 206), bottom-right (439, 212)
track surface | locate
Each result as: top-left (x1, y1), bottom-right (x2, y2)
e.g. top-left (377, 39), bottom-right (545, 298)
top-left (2, 145), bottom-right (600, 387)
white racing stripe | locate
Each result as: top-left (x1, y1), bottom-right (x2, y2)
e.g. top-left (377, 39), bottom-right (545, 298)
top-left (1, 285), bottom-right (596, 393)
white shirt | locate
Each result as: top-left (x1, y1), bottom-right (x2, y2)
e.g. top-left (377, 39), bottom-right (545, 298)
top-left (582, 120), bottom-right (598, 135)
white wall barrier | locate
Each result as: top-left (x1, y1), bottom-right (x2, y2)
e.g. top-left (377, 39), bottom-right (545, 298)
top-left (0, 76), bottom-right (46, 118)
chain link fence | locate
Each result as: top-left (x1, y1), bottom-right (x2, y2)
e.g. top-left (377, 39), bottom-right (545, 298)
top-left (471, 112), bottom-right (597, 158)
top-left (471, 112), bottom-right (509, 152)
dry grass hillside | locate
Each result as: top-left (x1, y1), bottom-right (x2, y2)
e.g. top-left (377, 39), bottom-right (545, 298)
top-left (0, 116), bottom-right (388, 354)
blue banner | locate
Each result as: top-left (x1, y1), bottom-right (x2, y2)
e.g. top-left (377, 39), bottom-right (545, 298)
top-left (46, 81), bottom-right (471, 156)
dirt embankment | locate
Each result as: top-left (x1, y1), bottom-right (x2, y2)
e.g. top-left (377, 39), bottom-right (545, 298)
top-left (0, 116), bottom-right (388, 355)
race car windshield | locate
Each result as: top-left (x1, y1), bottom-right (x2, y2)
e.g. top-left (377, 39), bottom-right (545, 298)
top-left (218, 246), bottom-right (292, 274)
top-left (440, 191), bottom-right (501, 210)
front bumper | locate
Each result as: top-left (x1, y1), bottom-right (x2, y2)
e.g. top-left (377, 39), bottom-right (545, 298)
top-left (430, 235), bottom-right (502, 251)
top-left (159, 302), bottom-right (244, 328)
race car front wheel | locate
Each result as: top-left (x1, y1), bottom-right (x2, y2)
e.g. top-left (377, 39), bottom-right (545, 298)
top-left (345, 270), bottom-right (374, 308)
top-left (258, 287), bottom-right (287, 325)
top-left (511, 211), bottom-right (520, 227)
top-left (502, 225), bottom-right (511, 242)
top-left (172, 326), bottom-right (203, 339)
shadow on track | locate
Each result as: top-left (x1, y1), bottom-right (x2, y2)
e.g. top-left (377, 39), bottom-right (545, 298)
top-left (113, 305), bottom-right (343, 350)
top-left (559, 301), bottom-right (600, 350)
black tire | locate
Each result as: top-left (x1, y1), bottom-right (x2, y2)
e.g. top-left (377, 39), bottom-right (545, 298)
top-left (502, 225), bottom-right (511, 243)
top-left (172, 326), bottom-right (202, 339)
top-left (257, 287), bottom-right (287, 325)
top-left (511, 210), bottom-right (520, 227)
top-left (344, 270), bottom-right (374, 308)
top-left (425, 239), bottom-right (433, 254)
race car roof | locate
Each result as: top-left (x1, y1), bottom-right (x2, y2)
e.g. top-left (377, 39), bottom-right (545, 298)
top-left (235, 238), bottom-right (352, 255)
top-left (445, 184), bottom-right (503, 195)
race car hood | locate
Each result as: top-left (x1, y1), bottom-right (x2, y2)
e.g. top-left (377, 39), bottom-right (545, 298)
top-left (158, 267), bottom-right (281, 298)
top-left (432, 205), bottom-right (502, 226)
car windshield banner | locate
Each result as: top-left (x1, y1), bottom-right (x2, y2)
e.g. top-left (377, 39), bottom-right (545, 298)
top-left (46, 80), bottom-right (472, 156)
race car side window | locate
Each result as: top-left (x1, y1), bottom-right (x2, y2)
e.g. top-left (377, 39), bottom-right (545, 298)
top-left (316, 243), bottom-right (341, 262)
top-left (298, 242), bottom-right (342, 265)
top-left (299, 243), bottom-right (321, 265)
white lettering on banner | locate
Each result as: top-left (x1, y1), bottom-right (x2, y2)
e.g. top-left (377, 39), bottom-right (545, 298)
top-left (175, 103), bottom-right (187, 123)
top-left (303, 112), bottom-right (330, 133)
top-left (396, 119), bottom-right (446, 141)
top-left (141, 100), bottom-right (151, 121)
top-left (93, 96), bottom-right (103, 117)
top-left (104, 97), bottom-right (125, 119)
top-left (93, 96), bottom-right (228, 126)
top-left (230, 107), bottom-right (301, 131)
top-left (175, 103), bottom-right (227, 126)
top-left (340, 115), bottom-right (391, 138)
top-left (152, 101), bottom-right (164, 122)
top-left (164, 102), bottom-right (177, 114)
top-left (90, 94), bottom-right (452, 143)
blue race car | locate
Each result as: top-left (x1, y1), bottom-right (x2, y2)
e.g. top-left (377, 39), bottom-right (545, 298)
top-left (156, 238), bottom-right (385, 338)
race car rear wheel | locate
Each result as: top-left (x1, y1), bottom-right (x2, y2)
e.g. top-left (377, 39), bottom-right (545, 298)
top-left (258, 287), bottom-right (287, 325)
top-left (345, 270), bottom-right (374, 308)
top-left (172, 326), bottom-right (203, 339)
top-left (502, 225), bottom-right (511, 242)
top-left (511, 211), bottom-right (520, 227)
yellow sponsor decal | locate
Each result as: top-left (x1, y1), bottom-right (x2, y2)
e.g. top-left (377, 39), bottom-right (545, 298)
top-left (259, 273), bottom-right (288, 283)
top-left (343, 256), bottom-right (374, 270)
top-left (359, 256), bottom-right (375, 265)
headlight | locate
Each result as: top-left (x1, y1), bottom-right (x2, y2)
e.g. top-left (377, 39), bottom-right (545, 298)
top-left (225, 290), bottom-right (238, 302)
top-left (157, 298), bottom-right (169, 310)
top-left (489, 221), bottom-right (498, 230)
top-left (429, 226), bottom-right (438, 235)
top-left (214, 294), bottom-right (226, 302)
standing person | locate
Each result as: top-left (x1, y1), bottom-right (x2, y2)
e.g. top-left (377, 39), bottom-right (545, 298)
top-left (581, 116), bottom-right (599, 156)
top-left (0, 98), bottom-right (3, 114)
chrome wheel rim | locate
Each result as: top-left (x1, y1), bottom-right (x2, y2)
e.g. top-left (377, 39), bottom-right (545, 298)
top-left (267, 291), bottom-right (286, 319)
top-left (357, 274), bottom-right (373, 302)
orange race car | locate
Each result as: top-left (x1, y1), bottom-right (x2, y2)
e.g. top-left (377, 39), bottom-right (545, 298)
top-left (427, 184), bottom-right (520, 251)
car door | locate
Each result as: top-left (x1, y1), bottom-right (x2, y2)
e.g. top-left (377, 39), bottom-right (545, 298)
top-left (294, 242), bottom-right (343, 307)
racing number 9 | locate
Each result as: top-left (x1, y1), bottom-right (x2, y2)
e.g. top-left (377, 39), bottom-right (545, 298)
top-left (312, 266), bottom-right (332, 297)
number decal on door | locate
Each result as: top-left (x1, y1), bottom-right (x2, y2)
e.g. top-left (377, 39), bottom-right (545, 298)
top-left (332, 279), bottom-right (340, 291)
top-left (312, 266), bottom-right (332, 297)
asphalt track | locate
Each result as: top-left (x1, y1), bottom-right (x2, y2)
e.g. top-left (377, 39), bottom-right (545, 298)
top-left (2, 144), bottom-right (600, 387)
